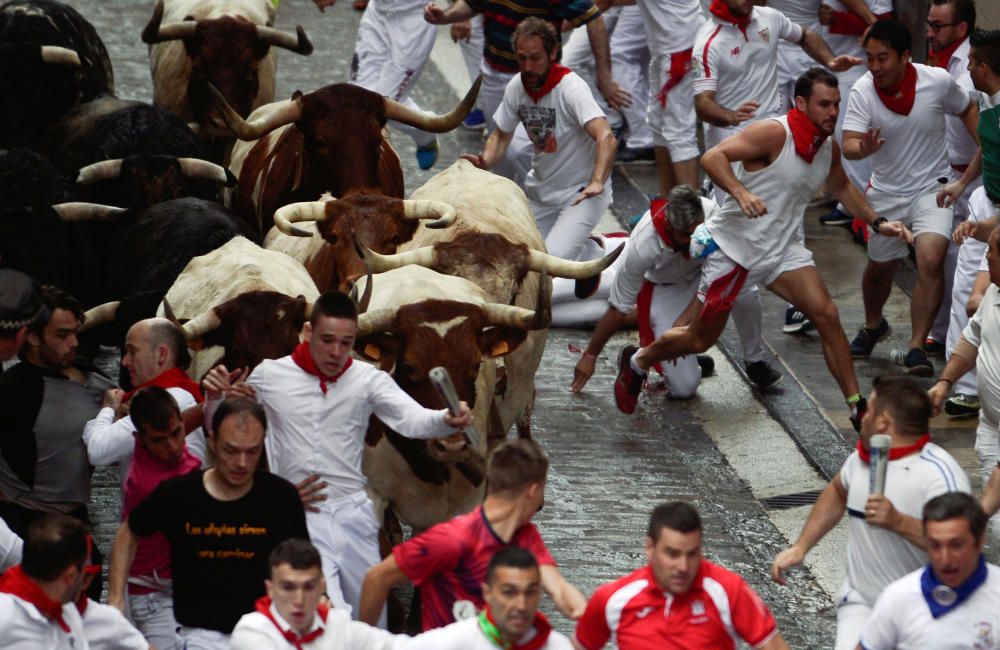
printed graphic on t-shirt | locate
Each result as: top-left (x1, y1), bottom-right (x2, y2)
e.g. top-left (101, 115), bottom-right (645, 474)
top-left (518, 105), bottom-right (558, 153)
top-left (183, 521), bottom-right (269, 560)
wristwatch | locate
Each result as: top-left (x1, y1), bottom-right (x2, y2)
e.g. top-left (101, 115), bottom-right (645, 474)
top-left (871, 216), bottom-right (888, 232)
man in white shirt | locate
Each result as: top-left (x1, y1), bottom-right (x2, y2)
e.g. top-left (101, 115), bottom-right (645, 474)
top-left (772, 375), bottom-right (971, 650)
top-left (403, 546), bottom-right (573, 649)
top-left (231, 538), bottom-right (407, 650)
top-left (858, 492), bottom-right (1000, 650)
top-left (204, 292), bottom-right (472, 624)
top-left (464, 17), bottom-right (617, 262)
top-left (570, 184), bottom-right (780, 395)
top-left (0, 514), bottom-right (91, 650)
top-left (843, 19), bottom-right (979, 376)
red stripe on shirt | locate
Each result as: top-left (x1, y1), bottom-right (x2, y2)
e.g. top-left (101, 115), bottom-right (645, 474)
top-left (702, 25), bottom-right (724, 78)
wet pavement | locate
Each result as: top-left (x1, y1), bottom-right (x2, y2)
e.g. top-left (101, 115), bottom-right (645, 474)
top-left (67, 0), bottom-right (990, 646)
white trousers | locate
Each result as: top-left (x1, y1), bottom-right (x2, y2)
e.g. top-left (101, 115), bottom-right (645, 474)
top-left (835, 584), bottom-right (872, 650)
top-left (180, 626), bottom-right (229, 650)
top-left (307, 491), bottom-right (385, 626)
top-left (930, 170), bottom-right (981, 343)
top-left (458, 15), bottom-right (485, 112)
top-left (128, 590), bottom-right (181, 650)
top-left (531, 190), bottom-right (613, 261)
top-left (351, 0), bottom-right (437, 147)
top-left (833, 66), bottom-right (871, 212)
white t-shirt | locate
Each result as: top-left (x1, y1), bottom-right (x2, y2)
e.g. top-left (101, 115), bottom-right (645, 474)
top-left (0, 593), bottom-right (89, 649)
top-left (860, 562), bottom-right (1000, 650)
top-left (494, 70), bottom-right (607, 205)
top-left (80, 599), bottom-right (148, 650)
top-left (692, 6), bottom-right (802, 119)
top-left (962, 284), bottom-right (1000, 425)
top-left (404, 616), bottom-right (574, 650)
top-left (246, 356), bottom-right (454, 500)
top-left (843, 63), bottom-right (971, 195)
top-left (636, 0), bottom-right (705, 54)
top-left (839, 442), bottom-right (971, 605)
top-left (609, 197), bottom-right (719, 313)
top-left (943, 38), bottom-right (980, 167)
top-left (232, 603), bottom-right (408, 650)
top-left (767, 0), bottom-right (820, 29)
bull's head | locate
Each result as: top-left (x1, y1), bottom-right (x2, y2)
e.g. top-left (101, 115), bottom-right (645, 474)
top-left (0, 43), bottom-right (82, 147)
top-left (272, 195), bottom-right (457, 291)
top-left (74, 155), bottom-right (236, 209)
top-left (142, 0), bottom-right (313, 134)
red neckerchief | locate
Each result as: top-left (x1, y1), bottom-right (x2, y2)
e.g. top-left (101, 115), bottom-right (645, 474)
top-left (122, 367), bottom-right (204, 404)
top-left (523, 63), bottom-right (572, 103)
top-left (786, 107), bottom-right (827, 163)
top-left (0, 565), bottom-right (71, 632)
top-left (657, 48), bottom-right (693, 108)
top-left (710, 0), bottom-right (751, 38)
top-left (874, 63), bottom-right (918, 116)
top-left (482, 606), bottom-right (552, 650)
top-left (291, 342), bottom-right (352, 394)
top-left (255, 596), bottom-right (329, 649)
top-left (649, 199), bottom-right (689, 258)
top-left (927, 37), bottom-right (965, 69)
top-left (857, 433), bottom-right (931, 462)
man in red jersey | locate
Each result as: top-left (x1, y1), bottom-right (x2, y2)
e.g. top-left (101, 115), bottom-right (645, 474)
top-left (574, 501), bottom-right (789, 650)
top-left (358, 439), bottom-right (585, 630)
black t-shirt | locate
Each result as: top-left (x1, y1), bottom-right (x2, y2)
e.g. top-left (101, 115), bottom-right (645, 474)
top-left (128, 469), bottom-right (309, 633)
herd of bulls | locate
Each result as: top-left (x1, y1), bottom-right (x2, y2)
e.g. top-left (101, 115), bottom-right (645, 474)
top-left (0, 0), bottom-right (623, 535)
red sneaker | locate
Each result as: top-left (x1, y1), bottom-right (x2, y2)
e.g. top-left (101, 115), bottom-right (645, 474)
top-left (614, 345), bottom-right (645, 414)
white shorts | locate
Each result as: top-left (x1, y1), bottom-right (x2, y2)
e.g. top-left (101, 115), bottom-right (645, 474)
top-left (647, 51), bottom-right (698, 161)
top-left (835, 583), bottom-right (872, 650)
top-left (696, 244), bottom-right (815, 308)
top-left (865, 184), bottom-right (953, 262)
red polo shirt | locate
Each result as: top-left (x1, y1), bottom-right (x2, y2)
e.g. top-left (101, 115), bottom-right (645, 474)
top-left (575, 561), bottom-right (777, 650)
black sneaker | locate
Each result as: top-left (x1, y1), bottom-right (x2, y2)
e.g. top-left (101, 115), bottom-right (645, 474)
top-left (899, 347), bottom-right (933, 376)
top-left (783, 307), bottom-right (814, 334)
top-left (819, 207), bottom-right (853, 227)
top-left (923, 338), bottom-right (945, 357)
top-left (614, 345), bottom-right (645, 414)
top-left (696, 355), bottom-right (715, 377)
top-left (615, 146), bottom-right (655, 164)
top-left (945, 393), bottom-right (980, 418)
top-left (745, 360), bottom-right (782, 389)
top-left (850, 319), bottom-right (891, 358)
top-left (850, 396), bottom-right (868, 433)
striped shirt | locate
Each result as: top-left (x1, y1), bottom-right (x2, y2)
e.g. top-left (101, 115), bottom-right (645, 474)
top-left (466, 0), bottom-right (602, 73)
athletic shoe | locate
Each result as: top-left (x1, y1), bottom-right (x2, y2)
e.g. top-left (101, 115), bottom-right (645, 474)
top-left (614, 345), bottom-right (645, 414)
top-left (945, 393), bottom-right (980, 418)
top-left (615, 147), bottom-right (655, 164)
top-left (745, 360), bottom-right (782, 389)
top-left (850, 396), bottom-right (868, 433)
top-left (819, 207), bottom-right (852, 227)
top-left (898, 347), bottom-right (933, 377)
top-left (696, 354), bottom-right (715, 377)
top-left (415, 140), bottom-right (438, 170)
top-left (850, 319), bottom-right (891, 358)
top-left (923, 337), bottom-right (945, 357)
top-left (851, 217), bottom-right (870, 245)
top-left (462, 108), bottom-right (485, 130)
top-left (783, 307), bottom-right (814, 334)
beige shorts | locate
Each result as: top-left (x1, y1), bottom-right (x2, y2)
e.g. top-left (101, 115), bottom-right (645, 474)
top-left (865, 184), bottom-right (952, 262)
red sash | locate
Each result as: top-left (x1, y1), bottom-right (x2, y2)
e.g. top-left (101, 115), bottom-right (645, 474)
top-left (857, 433), bottom-right (931, 462)
top-left (637, 200), bottom-right (687, 375)
top-left (523, 63), bottom-right (572, 103)
top-left (123, 367), bottom-right (204, 404)
top-left (0, 565), bottom-right (71, 632)
top-left (874, 63), bottom-right (917, 116)
top-left (786, 107), bottom-right (827, 163)
top-left (254, 596), bottom-right (329, 649)
top-left (657, 49), bottom-right (693, 108)
top-left (710, 0), bottom-right (750, 37)
top-left (828, 10), bottom-right (894, 36)
top-left (291, 342), bottom-right (352, 394)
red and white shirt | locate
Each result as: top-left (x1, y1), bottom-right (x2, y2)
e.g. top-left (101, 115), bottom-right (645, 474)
top-left (574, 562), bottom-right (778, 650)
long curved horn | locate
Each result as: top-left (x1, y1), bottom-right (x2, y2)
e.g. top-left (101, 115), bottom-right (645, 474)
top-left (79, 301), bottom-right (120, 333)
top-left (357, 273), bottom-right (372, 314)
top-left (39, 46), bottom-right (81, 67)
top-left (274, 200), bottom-right (332, 237)
top-left (256, 24), bottom-right (313, 55)
top-left (141, 1), bottom-right (197, 43)
top-left (176, 158), bottom-right (237, 187)
top-left (351, 233), bottom-right (437, 273)
top-left (74, 159), bottom-right (123, 186)
top-left (356, 308), bottom-right (396, 338)
top-left (524, 241), bottom-right (625, 279)
top-left (52, 202), bottom-right (129, 222)
top-left (483, 270), bottom-right (550, 330)
top-left (383, 75), bottom-right (481, 133)
top-left (401, 199), bottom-right (456, 229)
top-left (181, 308), bottom-right (223, 340)
top-left (208, 83), bottom-right (301, 140)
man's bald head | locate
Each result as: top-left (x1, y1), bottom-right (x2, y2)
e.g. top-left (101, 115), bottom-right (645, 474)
top-left (123, 318), bottom-right (191, 386)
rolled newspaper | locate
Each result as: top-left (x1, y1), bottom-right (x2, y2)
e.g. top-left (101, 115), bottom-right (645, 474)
top-left (869, 434), bottom-right (891, 495)
top-left (429, 366), bottom-right (481, 449)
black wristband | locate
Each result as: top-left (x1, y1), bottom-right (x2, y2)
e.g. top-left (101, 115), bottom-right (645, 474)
top-left (871, 217), bottom-right (888, 232)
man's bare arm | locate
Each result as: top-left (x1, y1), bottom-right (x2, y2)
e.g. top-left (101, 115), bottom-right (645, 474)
top-left (108, 521), bottom-right (139, 612)
top-left (462, 127), bottom-right (514, 170)
top-left (771, 476), bottom-right (847, 584)
top-left (587, 16), bottom-right (630, 110)
top-left (540, 564), bottom-right (588, 619)
top-left (701, 120), bottom-right (784, 217)
top-left (424, 0), bottom-right (475, 25)
top-left (694, 91), bottom-right (759, 128)
top-left (799, 27), bottom-right (860, 71)
top-left (358, 555), bottom-right (410, 625)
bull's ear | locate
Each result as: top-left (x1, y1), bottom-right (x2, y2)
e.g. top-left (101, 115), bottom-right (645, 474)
top-left (477, 327), bottom-right (528, 358)
top-left (355, 334), bottom-right (396, 370)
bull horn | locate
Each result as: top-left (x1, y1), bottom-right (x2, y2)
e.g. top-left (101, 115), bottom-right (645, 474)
top-left (39, 46), bottom-right (81, 67)
top-left (176, 158), bottom-right (237, 187)
top-left (74, 159), bottom-right (123, 186)
top-left (141, 0), bottom-right (197, 43)
top-left (356, 308), bottom-right (396, 339)
top-left (256, 24), bottom-right (313, 55)
top-left (79, 301), bottom-right (120, 333)
top-left (483, 270), bottom-right (550, 331)
top-left (351, 233), bottom-right (437, 273)
top-left (401, 199), bottom-right (456, 229)
top-left (209, 83), bottom-right (302, 140)
top-left (162, 297), bottom-right (179, 325)
top-left (347, 272), bottom-right (373, 313)
top-left (383, 75), bottom-right (482, 134)
top-left (52, 202), bottom-right (129, 222)
top-left (524, 241), bottom-right (625, 279)
top-left (181, 308), bottom-right (223, 340)
top-left (274, 200), bottom-right (331, 237)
